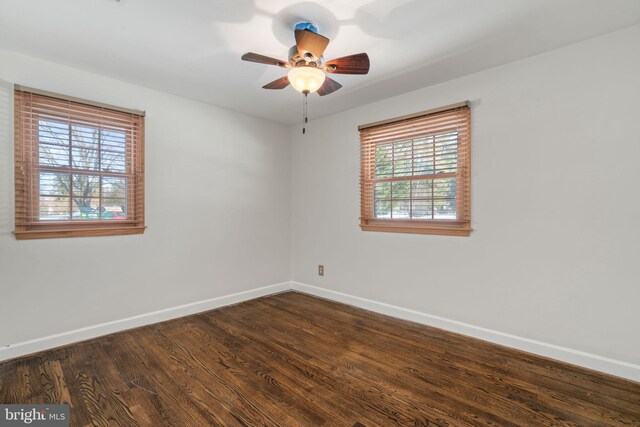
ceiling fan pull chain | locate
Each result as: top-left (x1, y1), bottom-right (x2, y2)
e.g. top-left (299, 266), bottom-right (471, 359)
top-left (302, 91), bottom-right (308, 134)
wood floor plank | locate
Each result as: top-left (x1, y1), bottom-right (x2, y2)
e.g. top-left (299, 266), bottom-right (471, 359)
top-left (159, 318), bottom-right (326, 426)
top-left (250, 298), bottom-right (565, 426)
top-left (255, 299), bottom-right (568, 426)
top-left (187, 315), bottom-right (381, 425)
top-left (277, 293), bottom-right (640, 409)
top-left (215, 301), bottom-right (479, 425)
top-left (259, 294), bottom-right (633, 424)
top-left (220, 300), bottom-right (484, 423)
top-left (284, 293), bottom-right (639, 398)
top-left (123, 328), bottom-right (245, 426)
top-left (55, 346), bottom-right (102, 427)
top-left (65, 341), bottom-right (140, 427)
top-left (109, 331), bottom-right (208, 427)
top-left (89, 339), bottom-right (170, 427)
top-left (1, 291), bottom-right (638, 426)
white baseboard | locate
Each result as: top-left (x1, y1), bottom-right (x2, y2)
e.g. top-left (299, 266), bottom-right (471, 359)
top-left (0, 281), bottom-right (291, 362)
top-left (4, 280), bottom-right (638, 383)
top-left (291, 281), bottom-right (640, 382)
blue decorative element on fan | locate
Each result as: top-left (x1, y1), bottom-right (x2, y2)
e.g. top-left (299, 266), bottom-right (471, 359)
top-left (294, 22), bottom-right (318, 34)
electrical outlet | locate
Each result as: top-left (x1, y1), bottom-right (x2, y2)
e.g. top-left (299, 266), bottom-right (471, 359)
top-left (318, 264), bottom-right (324, 276)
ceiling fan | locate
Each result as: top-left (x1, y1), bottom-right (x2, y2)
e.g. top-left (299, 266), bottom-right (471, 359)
top-left (241, 22), bottom-right (370, 97)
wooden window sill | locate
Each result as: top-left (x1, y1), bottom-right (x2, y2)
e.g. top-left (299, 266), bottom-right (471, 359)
top-left (361, 222), bottom-right (471, 236)
top-left (13, 226), bottom-right (146, 240)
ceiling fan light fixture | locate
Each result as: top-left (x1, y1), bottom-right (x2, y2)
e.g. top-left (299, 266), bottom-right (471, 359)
top-left (288, 66), bottom-right (325, 93)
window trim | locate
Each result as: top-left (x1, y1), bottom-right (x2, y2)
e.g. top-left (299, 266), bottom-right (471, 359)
top-left (13, 86), bottom-right (146, 240)
top-left (359, 102), bottom-right (471, 237)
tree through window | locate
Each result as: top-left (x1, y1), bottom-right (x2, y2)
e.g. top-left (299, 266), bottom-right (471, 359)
top-left (38, 120), bottom-right (128, 221)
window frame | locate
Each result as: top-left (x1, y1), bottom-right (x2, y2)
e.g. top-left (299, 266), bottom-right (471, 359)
top-left (359, 102), bottom-right (471, 236)
top-left (13, 86), bottom-right (145, 240)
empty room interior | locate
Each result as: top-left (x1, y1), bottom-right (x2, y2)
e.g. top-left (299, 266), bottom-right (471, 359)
top-left (1, 0), bottom-right (639, 425)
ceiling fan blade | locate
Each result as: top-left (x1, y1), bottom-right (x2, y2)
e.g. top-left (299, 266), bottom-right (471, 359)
top-left (324, 53), bottom-right (370, 75)
top-left (317, 77), bottom-right (342, 96)
top-left (262, 76), bottom-right (290, 90)
top-left (295, 29), bottom-right (330, 59)
top-left (242, 52), bottom-right (288, 67)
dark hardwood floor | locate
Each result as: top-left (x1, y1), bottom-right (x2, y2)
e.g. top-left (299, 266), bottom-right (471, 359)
top-left (1, 291), bottom-right (639, 426)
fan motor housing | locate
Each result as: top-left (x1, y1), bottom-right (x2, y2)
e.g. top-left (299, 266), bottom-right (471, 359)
top-left (288, 45), bottom-right (323, 67)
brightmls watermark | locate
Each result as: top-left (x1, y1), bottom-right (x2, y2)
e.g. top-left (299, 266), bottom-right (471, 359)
top-left (0, 405), bottom-right (69, 426)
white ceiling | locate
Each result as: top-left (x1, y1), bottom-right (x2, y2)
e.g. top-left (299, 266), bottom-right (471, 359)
top-left (1, 0), bottom-right (640, 124)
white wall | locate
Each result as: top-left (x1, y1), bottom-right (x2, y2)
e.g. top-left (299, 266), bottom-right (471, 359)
top-left (0, 50), bottom-right (291, 347)
top-left (291, 25), bottom-right (640, 366)
top-left (1, 24), bottom-right (638, 375)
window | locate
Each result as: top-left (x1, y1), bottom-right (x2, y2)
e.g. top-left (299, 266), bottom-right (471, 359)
top-left (359, 102), bottom-right (471, 236)
top-left (13, 86), bottom-right (145, 239)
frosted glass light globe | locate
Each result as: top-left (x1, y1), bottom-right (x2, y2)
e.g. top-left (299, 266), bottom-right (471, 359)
top-left (287, 66), bottom-right (326, 93)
